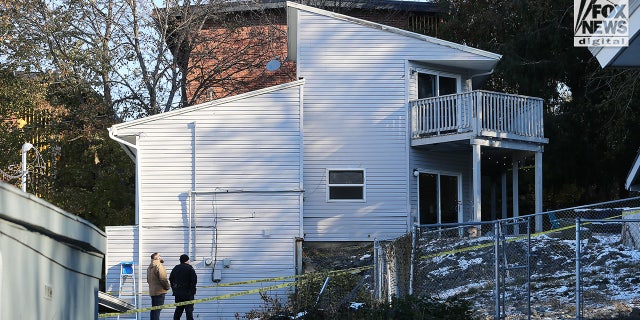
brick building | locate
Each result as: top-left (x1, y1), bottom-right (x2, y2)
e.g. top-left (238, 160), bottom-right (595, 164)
top-left (165, 0), bottom-right (442, 105)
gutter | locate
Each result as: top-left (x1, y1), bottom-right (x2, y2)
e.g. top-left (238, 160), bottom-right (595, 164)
top-left (470, 68), bottom-right (495, 79)
top-left (470, 68), bottom-right (496, 90)
top-left (108, 128), bottom-right (138, 161)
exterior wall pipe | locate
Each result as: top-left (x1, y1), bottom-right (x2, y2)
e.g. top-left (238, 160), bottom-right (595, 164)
top-left (107, 128), bottom-right (139, 225)
top-left (135, 135), bottom-right (142, 314)
top-left (191, 189), bottom-right (304, 194)
top-left (188, 190), bottom-right (193, 260)
top-left (190, 122), bottom-right (197, 259)
top-left (298, 83), bottom-right (305, 239)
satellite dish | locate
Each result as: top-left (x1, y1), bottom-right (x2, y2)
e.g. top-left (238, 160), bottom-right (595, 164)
top-left (266, 58), bottom-right (281, 71)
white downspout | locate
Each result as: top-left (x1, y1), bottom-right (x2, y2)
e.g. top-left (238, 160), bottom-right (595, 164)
top-left (108, 130), bottom-right (140, 225)
top-left (190, 121), bottom-right (197, 260)
top-left (108, 128), bottom-right (142, 315)
top-left (135, 135), bottom-right (142, 319)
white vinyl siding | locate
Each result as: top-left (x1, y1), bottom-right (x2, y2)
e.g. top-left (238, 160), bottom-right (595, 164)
top-left (104, 226), bottom-right (138, 303)
top-left (296, 10), bottom-right (413, 241)
top-left (293, 9), bottom-right (495, 241)
top-left (108, 82), bottom-right (304, 319)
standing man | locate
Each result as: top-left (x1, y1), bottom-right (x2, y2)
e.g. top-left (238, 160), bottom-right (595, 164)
top-left (147, 252), bottom-right (170, 320)
top-left (169, 254), bottom-right (198, 320)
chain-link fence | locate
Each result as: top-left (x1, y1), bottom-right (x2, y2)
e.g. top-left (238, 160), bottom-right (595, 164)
top-left (375, 197), bottom-right (640, 319)
top-left (576, 213), bottom-right (640, 320)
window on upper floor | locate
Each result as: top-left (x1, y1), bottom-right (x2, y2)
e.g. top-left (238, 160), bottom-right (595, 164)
top-left (416, 70), bottom-right (460, 99)
top-left (327, 169), bottom-right (365, 201)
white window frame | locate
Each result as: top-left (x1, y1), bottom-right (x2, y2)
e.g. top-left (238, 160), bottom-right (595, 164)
top-left (326, 168), bottom-right (366, 202)
top-left (412, 67), bottom-right (462, 99)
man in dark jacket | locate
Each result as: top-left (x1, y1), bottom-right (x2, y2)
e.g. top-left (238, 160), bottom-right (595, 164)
top-left (169, 254), bottom-right (198, 320)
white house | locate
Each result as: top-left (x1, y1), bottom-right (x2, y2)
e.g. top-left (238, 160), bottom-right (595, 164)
top-left (105, 2), bottom-right (548, 319)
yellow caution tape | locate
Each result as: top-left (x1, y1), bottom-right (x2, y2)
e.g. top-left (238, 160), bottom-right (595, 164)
top-left (99, 281), bottom-right (296, 318)
top-left (418, 209), bottom-right (640, 260)
top-left (100, 265), bottom-right (373, 317)
top-left (107, 265), bottom-right (372, 296)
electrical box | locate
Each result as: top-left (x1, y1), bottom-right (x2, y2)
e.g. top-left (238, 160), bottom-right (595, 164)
top-left (212, 268), bottom-right (222, 283)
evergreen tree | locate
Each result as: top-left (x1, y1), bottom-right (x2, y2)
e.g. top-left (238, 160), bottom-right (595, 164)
top-left (437, 0), bottom-right (640, 208)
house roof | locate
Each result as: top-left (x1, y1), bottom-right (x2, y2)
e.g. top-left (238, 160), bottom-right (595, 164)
top-left (214, 0), bottom-right (441, 14)
top-left (286, 1), bottom-right (502, 73)
top-left (589, 0), bottom-right (640, 67)
top-left (109, 79), bottom-right (305, 159)
top-left (626, 147), bottom-right (640, 191)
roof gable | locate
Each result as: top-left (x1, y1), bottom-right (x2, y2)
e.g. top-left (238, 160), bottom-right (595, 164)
top-left (286, 1), bottom-right (501, 72)
top-left (110, 79), bottom-right (304, 133)
top-left (108, 79), bottom-right (304, 160)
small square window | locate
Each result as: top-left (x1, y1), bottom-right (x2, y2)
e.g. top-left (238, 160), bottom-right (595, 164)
top-left (327, 170), bottom-right (365, 201)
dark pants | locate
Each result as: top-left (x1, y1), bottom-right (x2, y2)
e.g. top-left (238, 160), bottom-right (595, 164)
top-left (173, 295), bottom-right (194, 320)
top-left (150, 294), bottom-right (165, 320)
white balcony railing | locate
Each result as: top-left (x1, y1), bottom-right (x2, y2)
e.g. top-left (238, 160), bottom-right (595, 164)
top-left (410, 90), bottom-right (545, 141)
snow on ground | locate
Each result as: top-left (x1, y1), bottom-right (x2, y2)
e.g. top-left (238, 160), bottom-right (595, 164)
top-left (302, 224), bottom-right (640, 319)
top-left (414, 227), bottom-right (640, 319)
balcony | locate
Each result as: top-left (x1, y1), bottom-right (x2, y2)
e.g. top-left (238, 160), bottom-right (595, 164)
top-left (410, 90), bottom-right (548, 147)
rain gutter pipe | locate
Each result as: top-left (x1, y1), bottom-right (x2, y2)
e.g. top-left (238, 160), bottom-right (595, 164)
top-left (108, 128), bottom-right (142, 310)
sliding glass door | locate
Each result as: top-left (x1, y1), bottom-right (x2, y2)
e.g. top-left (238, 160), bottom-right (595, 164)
top-left (418, 172), bottom-right (461, 225)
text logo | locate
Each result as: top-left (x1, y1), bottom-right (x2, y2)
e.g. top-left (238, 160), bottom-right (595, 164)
top-left (574, 0), bottom-right (628, 47)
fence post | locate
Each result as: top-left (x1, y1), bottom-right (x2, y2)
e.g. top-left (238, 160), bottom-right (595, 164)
top-left (527, 216), bottom-right (532, 320)
top-left (373, 239), bottom-right (380, 302)
top-left (494, 220), bottom-right (501, 320)
top-left (409, 224), bottom-right (417, 296)
top-left (575, 217), bottom-right (581, 320)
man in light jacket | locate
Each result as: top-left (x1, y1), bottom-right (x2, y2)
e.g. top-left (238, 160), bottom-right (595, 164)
top-left (147, 252), bottom-right (171, 320)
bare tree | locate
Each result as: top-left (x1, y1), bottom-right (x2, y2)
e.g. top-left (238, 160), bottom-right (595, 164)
top-left (0, 0), bottom-right (295, 116)
top-left (160, 1), bottom-right (295, 105)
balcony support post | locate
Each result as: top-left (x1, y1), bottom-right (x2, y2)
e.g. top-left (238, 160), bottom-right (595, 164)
top-left (501, 172), bottom-right (507, 220)
top-left (472, 142), bottom-right (482, 222)
top-left (535, 151), bottom-right (543, 232)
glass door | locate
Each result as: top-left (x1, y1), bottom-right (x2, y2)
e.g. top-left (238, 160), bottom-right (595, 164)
top-left (418, 172), bottom-right (461, 225)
